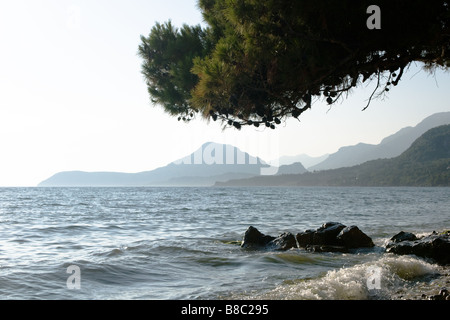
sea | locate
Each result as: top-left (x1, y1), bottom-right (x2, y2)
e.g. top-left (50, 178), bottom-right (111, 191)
top-left (0, 186), bottom-right (449, 301)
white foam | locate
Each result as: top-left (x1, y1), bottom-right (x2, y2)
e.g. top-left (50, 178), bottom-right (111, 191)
top-left (380, 255), bottom-right (438, 280)
top-left (251, 255), bottom-right (439, 300)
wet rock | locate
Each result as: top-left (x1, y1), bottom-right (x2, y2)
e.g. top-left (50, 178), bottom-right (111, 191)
top-left (241, 228), bottom-right (296, 251)
top-left (337, 226), bottom-right (375, 248)
top-left (268, 232), bottom-right (297, 251)
top-left (241, 222), bottom-right (375, 253)
top-left (427, 287), bottom-right (450, 300)
top-left (296, 222), bottom-right (374, 251)
top-left (305, 245), bottom-right (349, 253)
top-left (440, 288), bottom-right (449, 298)
top-left (386, 231), bottom-right (450, 265)
top-left (386, 231), bottom-right (418, 247)
top-left (313, 222), bottom-right (346, 246)
top-left (241, 226), bottom-right (275, 249)
top-left (296, 229), bottom-right (315, 248)
top-left (295, 222), bottom-right (346, 248)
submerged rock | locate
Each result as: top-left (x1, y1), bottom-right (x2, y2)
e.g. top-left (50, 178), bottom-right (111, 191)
top-left (305, 245), bottom-right (349, 253)
top-left (386, 231), bottom-right (450, 265)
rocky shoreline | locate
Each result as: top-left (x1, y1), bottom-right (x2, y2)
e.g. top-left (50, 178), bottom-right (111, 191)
top-left (385, 230), bottom-right (450, 265)
top-left (240, 222), bottom-right (450, 266)
top-left (239, 223), bottom-right (450, 300)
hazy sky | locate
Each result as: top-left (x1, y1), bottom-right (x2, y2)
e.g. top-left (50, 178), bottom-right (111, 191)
top-left (0, 0), bottom-right (449, 186)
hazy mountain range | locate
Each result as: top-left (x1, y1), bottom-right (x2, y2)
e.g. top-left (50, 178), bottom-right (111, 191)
top-left (39, 143), bottom-right (307, 187)
top-left (217, 124), bottom-right (450, 187)
top-left (307, 112), bottom-right (450, 171)
top-left (268, 153), bottom-right (330, 168)
top-left (38, 112), bottom-right (450, 187)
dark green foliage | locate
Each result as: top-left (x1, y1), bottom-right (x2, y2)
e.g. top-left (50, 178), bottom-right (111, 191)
top-left (140, 1), bottom-right (450, 129)
top-left (138, 21), bottom-right (211, 120)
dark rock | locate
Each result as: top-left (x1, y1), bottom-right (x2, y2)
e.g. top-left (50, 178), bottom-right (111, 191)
top-left (241, 222), bottom-right (375, 253)
top-left (337, 226), bottom-right (375, 248)
top-left (305, 245), bottom-right (349, 253)
top-left (241, 226), bottom-right (275, 249)
top-left (296, 222), bottom-right (375, 251)
top-left (312, 222), bottom-right (346, 246)
top-left (296, 229), bottom-right (315, 248)
top-left (269, 232), bottom-right (297, 251)
top-left (386, 232), bottom-right (450, 265)
top-left (386, 241), bottom-right (414, 255)
top-left (320, 222), bottom-right (341, 229)
top-left (428, 287), bottom-right (449, 300)
top-left (386, 231), bottom-right (418, 247)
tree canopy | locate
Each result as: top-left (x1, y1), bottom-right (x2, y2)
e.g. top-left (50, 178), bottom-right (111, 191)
top-left (138, 0), bottom-right (449, 130)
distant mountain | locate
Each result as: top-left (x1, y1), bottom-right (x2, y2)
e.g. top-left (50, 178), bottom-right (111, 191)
top-left (276, 162), bottom-right (308, 175)
top-left (269, 153), bottom-right (329, 169)
top-left (39, 113), bottom-right (450, 187)
top-left (38, 142), bottom-right (305, 187)
top-left (309, 112), bottom-right (450, 171)
top-left (216, 125), bottom-right (450, 187)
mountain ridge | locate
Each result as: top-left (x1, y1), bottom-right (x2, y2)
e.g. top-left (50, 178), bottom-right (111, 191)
top-left (216, 124), bottom-right (450, 187)
top-left (268, 153), bottom-right (329, 168)
top-left (38, 113), bottom-right (450, 187)
top-left (308, 112), bottom-right (450, 171)
top-left (38, 142), bottom-right (307, 187)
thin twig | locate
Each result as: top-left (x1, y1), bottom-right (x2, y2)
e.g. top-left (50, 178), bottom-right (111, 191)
top-left (362, 71), bottom-right (381, 111)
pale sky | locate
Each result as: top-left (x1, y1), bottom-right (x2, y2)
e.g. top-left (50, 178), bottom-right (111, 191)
top-left (0, 0), bottom-right (449, 186)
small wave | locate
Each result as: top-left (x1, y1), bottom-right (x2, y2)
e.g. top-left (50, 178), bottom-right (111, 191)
top-left (9, 238), bottom-right (31, 244)
top-left (153, 245), bottom-right (208, 256)
top-left (30, 224), bottom-right (91, 234)
top-left (91, 242), bottom-right (150, 258)
top-left (381, 255), bottom-right (438, 280)
top-left (244, 255), bottom-right (440, 300)
top-left (105, 248), bottom-right (125, 257)
top-left (39, 202), bottom-right (69, 208)
top-left (263, 252), bottom-right (321, 265)
top-left (193, 256), bottom-right (243, 268)
top-left (219, 239), bottom-right (242, 246)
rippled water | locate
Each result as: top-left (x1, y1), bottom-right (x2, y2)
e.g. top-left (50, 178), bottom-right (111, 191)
top-left (0, 187), bottom-right (449, 300)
